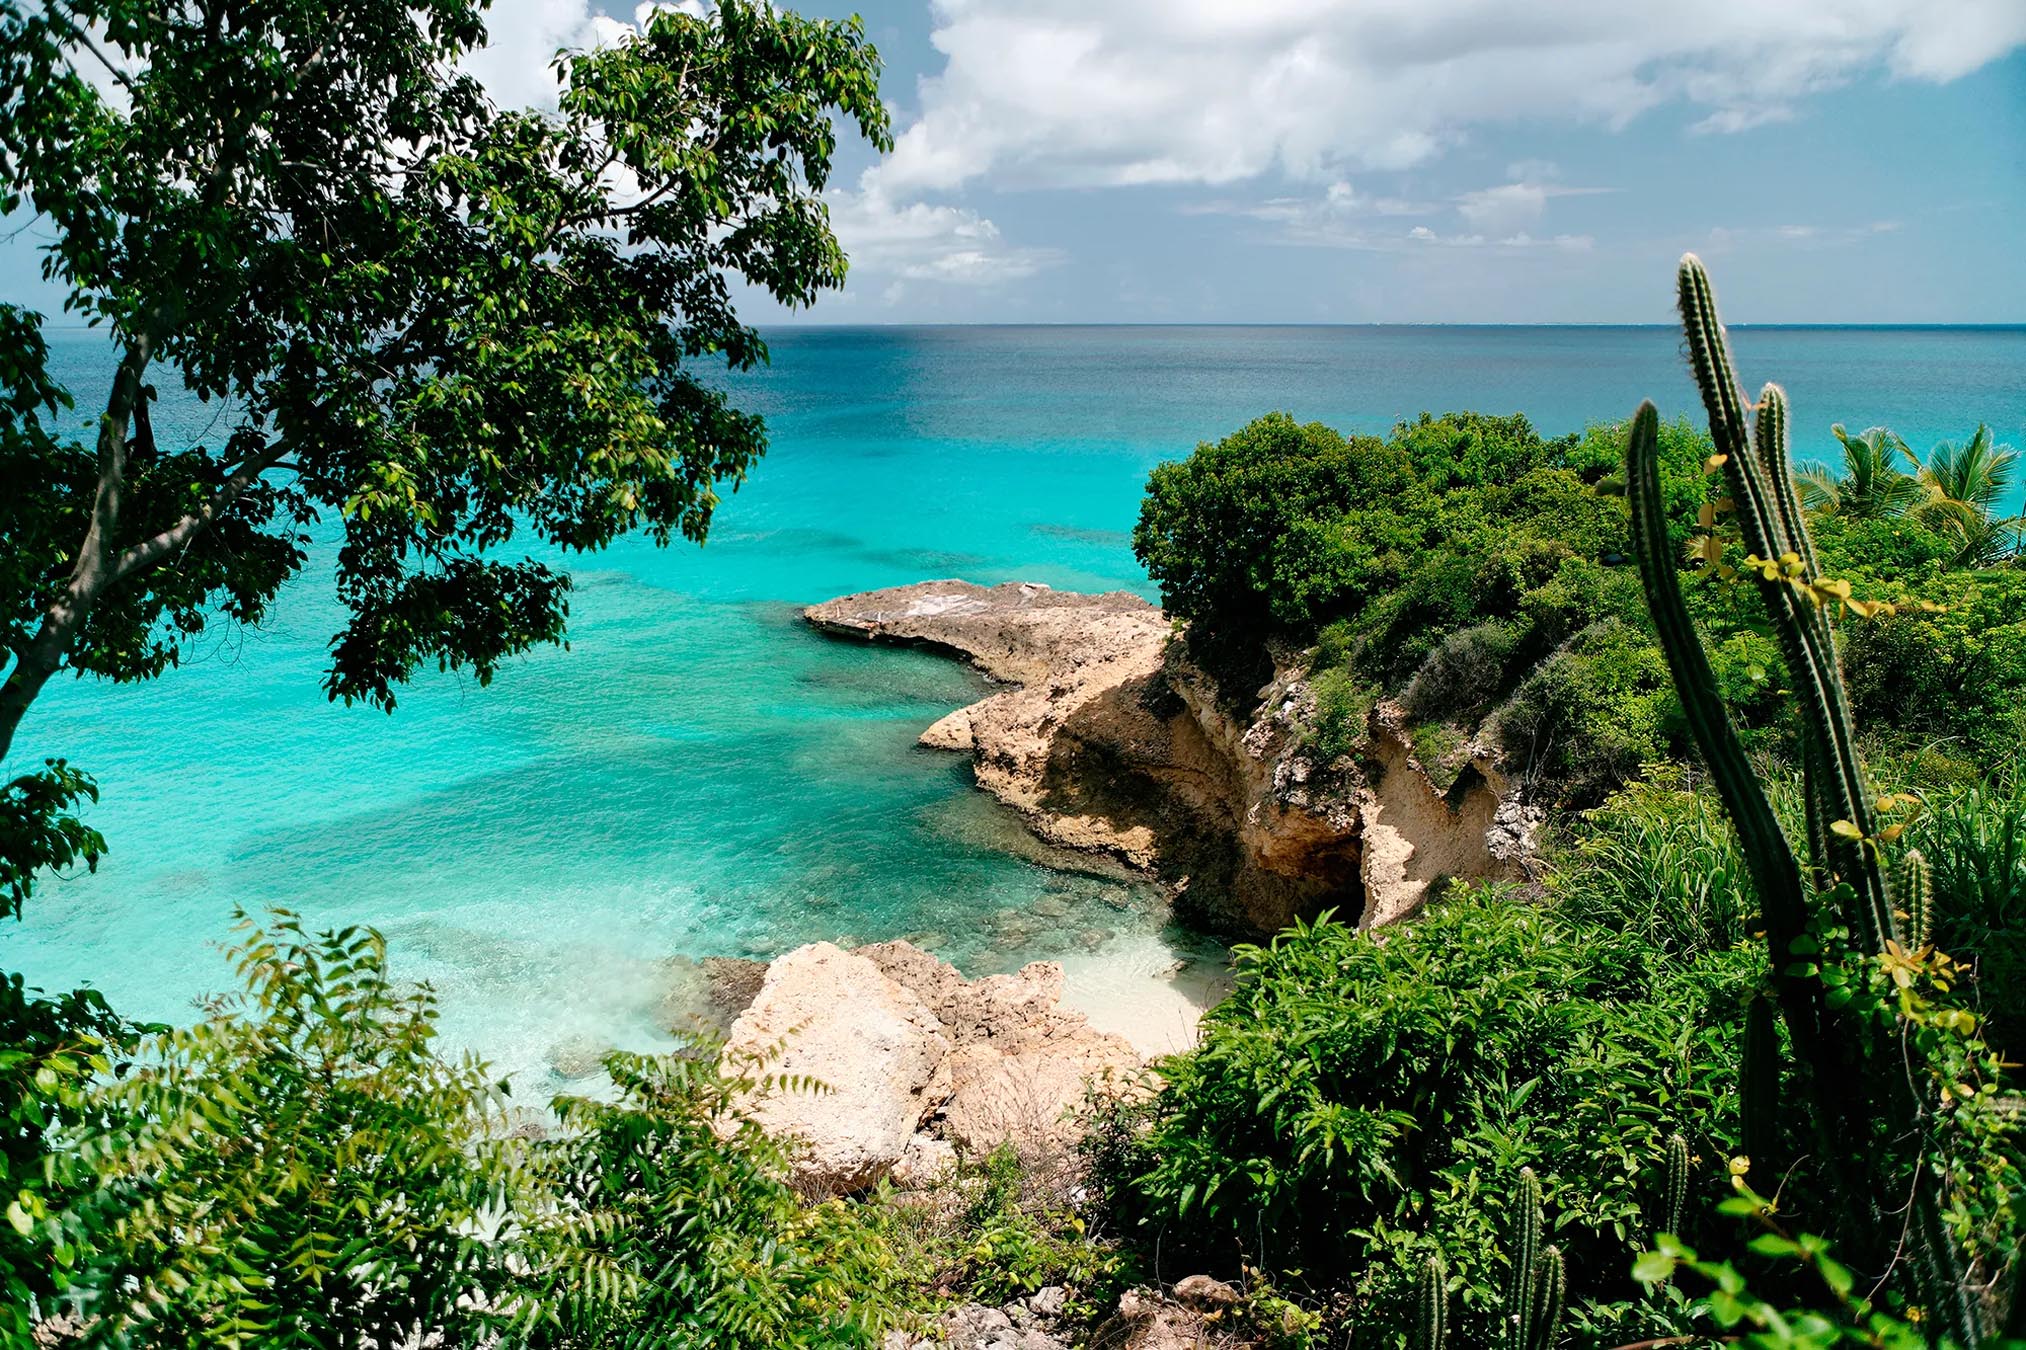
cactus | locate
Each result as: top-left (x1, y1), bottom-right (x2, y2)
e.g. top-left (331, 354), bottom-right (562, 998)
top-left (1530, 1247), bottom-right (1566, 1350)
top-left (1503, 1168), bottom-right (1543, 1350)
top-left (1500, 1169), bottom-right (1563, 1350)
top-left (1411, 1255), bottom-right (1447, 1350)
top-left (1739, 995), bottom-right (1781, 1175)
top-left (1899, 849), bottom-right (1933, 948)
top-left (1624, 254), bottom-right (1984, 1345)
top-left (1662, 1134), bottom-right (1690, 1239)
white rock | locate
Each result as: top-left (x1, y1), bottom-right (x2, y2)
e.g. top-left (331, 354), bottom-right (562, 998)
top-left (720, 943), bottom-right (950, 1194)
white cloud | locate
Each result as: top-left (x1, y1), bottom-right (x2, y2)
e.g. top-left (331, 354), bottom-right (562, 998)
top-left (1705, 220), bottom-right (1904, 251)
top-left (827, 190), bottom-right (1062, 285)
top-left (459, 0), bottom-right (708, 110)
top-left (872, 0), bottom-right (2026, 196)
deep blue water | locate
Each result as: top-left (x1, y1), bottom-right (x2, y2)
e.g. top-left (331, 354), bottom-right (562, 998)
top-left (7, 324), bottom-right (2023, 1080)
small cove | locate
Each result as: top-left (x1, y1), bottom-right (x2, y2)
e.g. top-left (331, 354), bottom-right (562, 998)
top-left (7, 322), bottom-right (2022, 1086)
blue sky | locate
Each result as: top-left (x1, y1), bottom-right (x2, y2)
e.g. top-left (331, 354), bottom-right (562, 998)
top-left (6, 0), bottom-right (2023, 323)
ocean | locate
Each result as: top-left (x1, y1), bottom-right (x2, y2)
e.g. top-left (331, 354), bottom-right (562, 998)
top-left (8, 324), bottom-right (2023, 1082)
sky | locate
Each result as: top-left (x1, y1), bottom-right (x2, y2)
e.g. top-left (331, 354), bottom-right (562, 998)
top-left (5, 0), bottom-right (2023, 323)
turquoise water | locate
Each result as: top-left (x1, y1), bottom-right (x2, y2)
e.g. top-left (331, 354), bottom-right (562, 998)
top-left (8, 324), bottom-right (2024, 1081)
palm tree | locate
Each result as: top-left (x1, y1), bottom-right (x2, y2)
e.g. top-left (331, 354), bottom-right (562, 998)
top-left (1797, 424), bottom-right (1925, 520)
top-left (1917, 425), bottom-right (2024, 568)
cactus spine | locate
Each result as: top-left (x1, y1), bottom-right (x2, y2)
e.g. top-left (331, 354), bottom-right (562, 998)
top-left (1412, 1255), bottom-right (1447, 1350)
top-left (1662, 1134), bottom-right (1690, 1238)
top-left (1624, 255), bottom-right (1984, 1345)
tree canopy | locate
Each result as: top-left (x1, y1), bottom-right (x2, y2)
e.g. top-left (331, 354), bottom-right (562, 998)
top-left (0, 0), bottom-right (890, 908)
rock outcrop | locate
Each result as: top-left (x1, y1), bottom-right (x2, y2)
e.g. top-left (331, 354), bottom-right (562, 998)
top-left (720, 939), bottom-right (1139, 1195)
top-left (807, 580), bottom-right (1533, 937)
top-left (722, 943), bottom-right (951, 1194)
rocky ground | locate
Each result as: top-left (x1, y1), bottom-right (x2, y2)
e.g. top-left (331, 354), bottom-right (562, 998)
top-left (889, 1278), bottom-right (1253, 1349)
top-left (807, 579), bottom-right (1535, 938)
top-left (717, 939), bottom-right (1141, 1195)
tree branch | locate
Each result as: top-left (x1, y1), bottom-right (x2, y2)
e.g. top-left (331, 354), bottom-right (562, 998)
top-left (110, 441), bottom-right (288, 583)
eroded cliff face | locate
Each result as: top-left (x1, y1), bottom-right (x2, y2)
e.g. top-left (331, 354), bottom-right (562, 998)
top-left (805, 580), bottom-right (1534, 938)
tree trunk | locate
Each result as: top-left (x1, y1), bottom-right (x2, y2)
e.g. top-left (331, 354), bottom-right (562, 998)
top-left (0, 336), bottom-right (152, 767)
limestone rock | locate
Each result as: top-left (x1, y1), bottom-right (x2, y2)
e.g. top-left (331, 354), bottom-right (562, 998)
top-left (807, 580), bottom-right (1537, 939)
top-left (892, 1132), bottom-right (957, 1187)
top-left (854, 941), bottom-right (1139, 1157)
top-left (720, 943), bottom-right (950, 1194)
top-left (1097, 1288), bottom-right (1235, 1349)
top-left (718, 940), bottom-right (1142, 1191)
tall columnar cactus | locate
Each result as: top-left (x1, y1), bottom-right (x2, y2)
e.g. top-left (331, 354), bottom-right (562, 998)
top-left (1412, 1255), bottom-right (1448, 1350)
top-left (1662, 1134), bottom-right (1690, 1238)
top-left (1624, 254), bottom-right (1983, 1345)
top-left (1502, 1169), bottom-right (1564, 1350)
top-left (1739, 995), bottom-right (1781, 1174)
top-left (1899, 849), bottom-right (1934, 949)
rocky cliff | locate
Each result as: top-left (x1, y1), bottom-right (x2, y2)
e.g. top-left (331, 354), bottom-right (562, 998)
top-left (806, 580), bottom-right (1534, 936)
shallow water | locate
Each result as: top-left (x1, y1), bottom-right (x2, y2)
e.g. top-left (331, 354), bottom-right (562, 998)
top-left (8, 323), bottom-right (2022, 1085)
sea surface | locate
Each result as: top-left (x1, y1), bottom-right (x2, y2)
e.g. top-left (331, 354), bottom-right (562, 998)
top-left (8, 324), bottom-right (2024, 1082)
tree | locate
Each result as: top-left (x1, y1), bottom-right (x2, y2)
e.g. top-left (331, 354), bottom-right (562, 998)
top-left (1796, 424), bottom-right (1925, 520)
top-left (0, 0), bottom-right (890, 902)
top-left (1917, 425), bottom-right (2023, 567)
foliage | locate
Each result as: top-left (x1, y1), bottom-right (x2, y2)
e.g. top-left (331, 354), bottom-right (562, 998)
top-left (54, 912), bottom-right (513, 1349)
top-left (1114, 892), bottom-right (1759, 1346)
top-left (0, 761), bottom-right (101, 920)
top-left (1909, 779), bottom-right (2026, 1064)
top-left (1134, 406), bottom-right (1719, 802)
top-left (1798, 426), bottom-right (1926, 521)
top-left (1555, 766), bottom-right (1757, 957)
top-left (1133, 412), bottom-right (1415, 680)
top-left (1637, 1189), bottom-right (1937, 1349)
top-left (942, 1146), bottom-right (1124, 1311)
top-left (507, 1046), bottom-right (904, 1349)
top-left (0, 976), bottom-right (133, 1348)
top-left (0, 0), bottom-right (890, 908)
top-left (1136, 383), bottom-right (2023, 809)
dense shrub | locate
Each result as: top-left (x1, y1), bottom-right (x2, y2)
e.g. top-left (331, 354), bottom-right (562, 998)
top-left (1136, 407), bottom-right (2026, 801)
top-left (1132, 413), bottom-right (1417, 677)
top-left (1114, 891), bottom-right (1759, 1345)
top-left (510, 1048), bottom-right (907, 1349)
top-left (57, 914), bottom-right (513, 1349)
top-left (1552, 767), bottom-right (1757, 958)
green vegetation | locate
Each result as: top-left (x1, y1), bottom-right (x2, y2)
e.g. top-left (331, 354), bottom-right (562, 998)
top-left (1134, 381), bottom-right (2024, 808)
top-left (57, 915), bottom-right (513, 1348)
top-left (1099, 891), bottom-right (1756, 1344)
top-left (1090, 256), bottom-right (2026, 1345)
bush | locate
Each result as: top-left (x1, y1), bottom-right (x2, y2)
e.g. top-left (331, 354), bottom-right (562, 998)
top-left (1133, 413), bottom-right (1416, 677)
top-left (1554, 767), bottom-right (1757, 958)
top-left (510, 1047), bottom-right (907, 1349)
top-left (1910, 779), bottom-right (2026, 1065)
top-left (1490, 618), bottom-right (1677, 804)
top-left (1113, 891), bottom-right (1759, 1344)
top-left (1307, 665), bottom-right (1377, 762)
top-left (58, 913), bottom-right (512, 1349)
